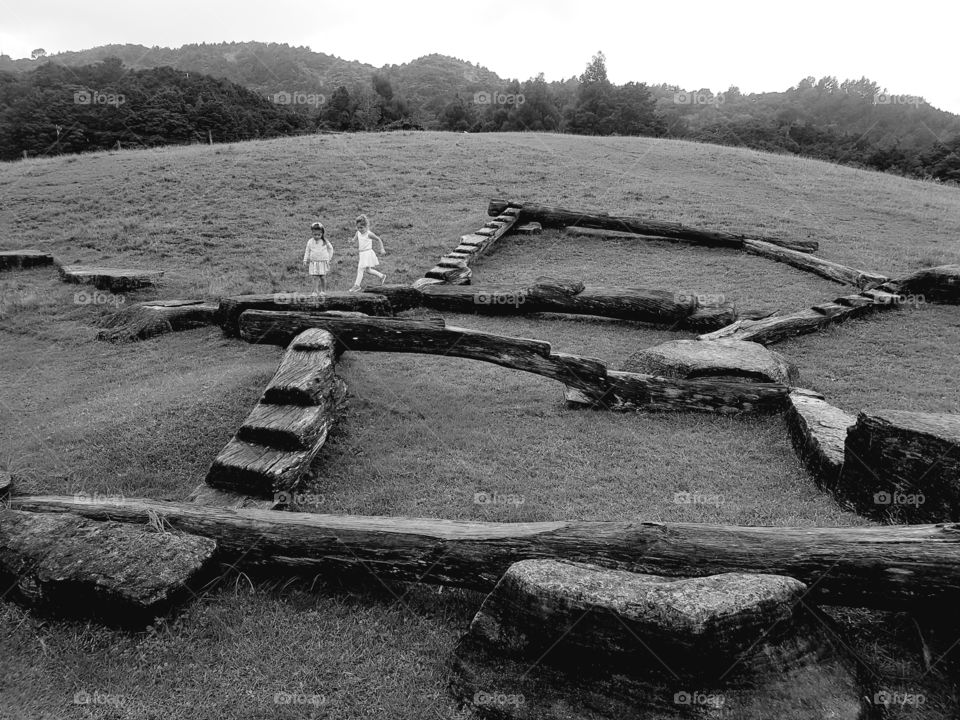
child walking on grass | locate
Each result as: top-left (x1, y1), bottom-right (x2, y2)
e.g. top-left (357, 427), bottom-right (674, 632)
top-left (303, 221), bottom-right (334, 297)
top-left (348, 214), bottom-right (386, 292)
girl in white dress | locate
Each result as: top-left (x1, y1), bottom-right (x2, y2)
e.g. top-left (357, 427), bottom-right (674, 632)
top-left (302, 221), bottom-right (334, 297)
top-left (348, 214), bottom-right (386, 292)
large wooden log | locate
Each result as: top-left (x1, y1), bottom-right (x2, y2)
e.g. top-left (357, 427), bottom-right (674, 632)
top-left (217, 291), bottom-right (393, 337)
top-left (0, 250), bottom-right (55, 271)
top-left (742, 238), bottom-right (888, 289)
top-left (697, 289), bottom-right (902, 345)
top-left (835, 410), bottom-right (960, 522)
top-left (58, 264), bottom-right (163, 292)
top-left (97, 299), bottom-right (218, 342)
top-left (238, 310), bottom-right (607, 392)
top-left (488, 200), bottom-right (819, 253)
top-left (894, 264), bottom-right (960, 304)
top-left (0, 508), bottom-right (216, 626)
top-left (205, 329), bottom-right (346, 496)
top-left (12, 495), bottom-right (960, 611)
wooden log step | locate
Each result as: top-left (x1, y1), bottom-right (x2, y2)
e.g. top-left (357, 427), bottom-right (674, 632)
top-left (445, 251), bottom-right (471, 260)
top-left (0, 250), bottom-right (55, 271)
top-left (217, 292), bottom-right (393, 337)
top-left (237, 403), bottom-right (333, 450)
top-left (424, 265), bottom-right (471, 284)
top-left (96, 299), bottom-right (218, 342)
top-left (515, 222), bottom-right (542, 235)
top-left (835, 410), bottom-right (960, 522)
top-left (784, 389), bottom-right (854, 491)
top-left (743, 238), bottom-right (888, 288)
top-left (895, 264), bottom-right (960, 304)
top-left (262, 329), bottom-right (339, 404)
top-left (205, 437), bottom-right (323, 496)
top-left (811, 301), bottom-right (849, 317)
top-left (58, 265), bottom-right (163, 292)
top-left (452, 561), bottom-right (861, 719)
top-left (482, 221), bottom-right (504, 229)
top-left (0, 508), bottom-right (216, 626)
top-left (452, 245), bottom-right (478, 255)
top-left (16, 494), bottom-right (960, 611)
top-left (474, 228), bottom-right (496, 237)
top-left (458, 234), bottom-right (489, 246)
top-left (488, 200), bottom-right (819, 253)
top-left (436, 256), bottom-right (468, 269)
top-left (187, 483), bottom-right (278, 510)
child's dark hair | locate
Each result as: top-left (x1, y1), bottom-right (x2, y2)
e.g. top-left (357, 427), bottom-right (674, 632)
top-left (355, 214), bottom-right (369, 227)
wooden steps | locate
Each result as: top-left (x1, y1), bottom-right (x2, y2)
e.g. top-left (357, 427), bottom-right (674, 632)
top-left (204, 328), bottom-right (346, 497)
top-left (421, 207), bottom-right (521, 284)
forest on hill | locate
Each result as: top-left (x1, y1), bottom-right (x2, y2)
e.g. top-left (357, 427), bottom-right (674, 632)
top-left (1, 43), bottom-right (958, 182)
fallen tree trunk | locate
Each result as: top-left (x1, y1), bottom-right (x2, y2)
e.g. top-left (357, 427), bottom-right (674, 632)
top-left (12, 495), bottom-right (960, 611)
top-left (217, 292), bottom-right (393, 337)
top-left (97, 299), bottom-right (218, 342)
top-left (698, 289), bottom-right (903, 345)
top-left (488, 200), bottom-right (819, 253)
top-left (238, 310), bottom-right (608, 392)
top-left (742, 239), bottom-right (888, 289)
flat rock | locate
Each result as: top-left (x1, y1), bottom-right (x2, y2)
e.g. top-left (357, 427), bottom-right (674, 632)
top-left (785, 389), bottom-right (854, 491)
top-left (836, 409), bottom-right (960, 521)
top-left (896, 264), bottom-right (960, 304)
top-left (58, 264), bottom-right (163, 292)
top-left (0, 509), bottom-right (216, 626)
top-left (452, 560), bottom-right (861, 719)
top-left (623, 339), bottom-right (799, 384)
top-left (0, 250), bottom-right (55, 271)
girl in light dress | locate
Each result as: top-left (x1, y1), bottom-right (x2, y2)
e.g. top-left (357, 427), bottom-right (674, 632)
top-left (348, 214), bottom-right (386, 292)
top-left (302, 221), bottom-right (334, 297)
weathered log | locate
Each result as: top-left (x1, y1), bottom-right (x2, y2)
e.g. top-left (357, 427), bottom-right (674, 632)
top-left (413, 277), bottom-right (585, 314)
top-left (515, 222), bottom-right (542, 235)
top-left (187, 483), bottom-right (278, 510)
top-left (424, 264), bottom-right (472, 284)
top-left (894, 264), bottom-right (960, 304)
top-left (96, 299), bottom-right (218, 342)
top-left (216, 291), bottom-right (393, 336)
top-left (0, 508), bottom-right (216, 626)
top-left (743, 239), bottom-right (888, 289)
top-left (835, 410), bottom-right (960, 522)
top-left (784, 389), bottom-right (854, 492)
top-left (58, 264), bottom-right (163, 292)
top-left (622, 339), bottom-right (799, 384)
top-left (488, 200), bottom-right (819, 253)
top-left (205, 329), bottom-right (346, 496)
top-left (452, 563), bottom-right (861, 719)
top-left (15, 495), bottom-right (960, 611)
top-left (0, 250), bottom-right (55, 271)
top-left (677, 303), bottom-right (738, 332)
top-left (566, 371), bottom-right (790, 414)
top-left (697, 289), bottom-right (902, 345)
top-left (238, 310), bottom-right (607, 392)
top-left (361, 284), bottom-right (424, 312)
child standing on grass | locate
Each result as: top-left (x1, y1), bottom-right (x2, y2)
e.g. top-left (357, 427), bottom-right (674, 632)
top-left (348, 214), bottom-right (386, 292)
top-left (303, 221), bottom-right (334, 297)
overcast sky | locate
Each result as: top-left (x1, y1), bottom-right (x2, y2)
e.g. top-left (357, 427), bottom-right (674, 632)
top-left (3, 0), bottom-right (959, 113)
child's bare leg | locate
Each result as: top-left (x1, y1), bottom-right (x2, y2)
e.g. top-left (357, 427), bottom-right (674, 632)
top-left (312, 276), bottom-right (319, 295)
top-left (319, 276), bottom-right (326, 296)
top-left (350, 267), bottom-right (364, 291)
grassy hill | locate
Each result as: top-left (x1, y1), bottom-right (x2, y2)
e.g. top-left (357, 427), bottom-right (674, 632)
top-left (2, 132), bottom-right (959, 718)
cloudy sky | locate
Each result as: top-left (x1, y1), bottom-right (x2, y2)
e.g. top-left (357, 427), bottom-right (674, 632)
top-left (3, 0), bottom-right (959, 113)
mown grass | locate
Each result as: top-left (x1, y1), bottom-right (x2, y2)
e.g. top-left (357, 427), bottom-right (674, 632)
top-left (2, 132), bottom-right (959, 719)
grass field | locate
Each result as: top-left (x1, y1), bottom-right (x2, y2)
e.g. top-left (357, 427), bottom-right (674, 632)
top-left (2, 131), bottom-right (959, 718)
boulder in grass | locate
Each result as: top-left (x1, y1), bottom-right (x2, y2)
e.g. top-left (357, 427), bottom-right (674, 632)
top-left (0, 509), bottom-right (217, 627)
top-left (623, 338), bottom-right (799, 384)
top-left (452, 559), bottom-right (862, 720)
top-left (836, 409), bottom-right (960, 522)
